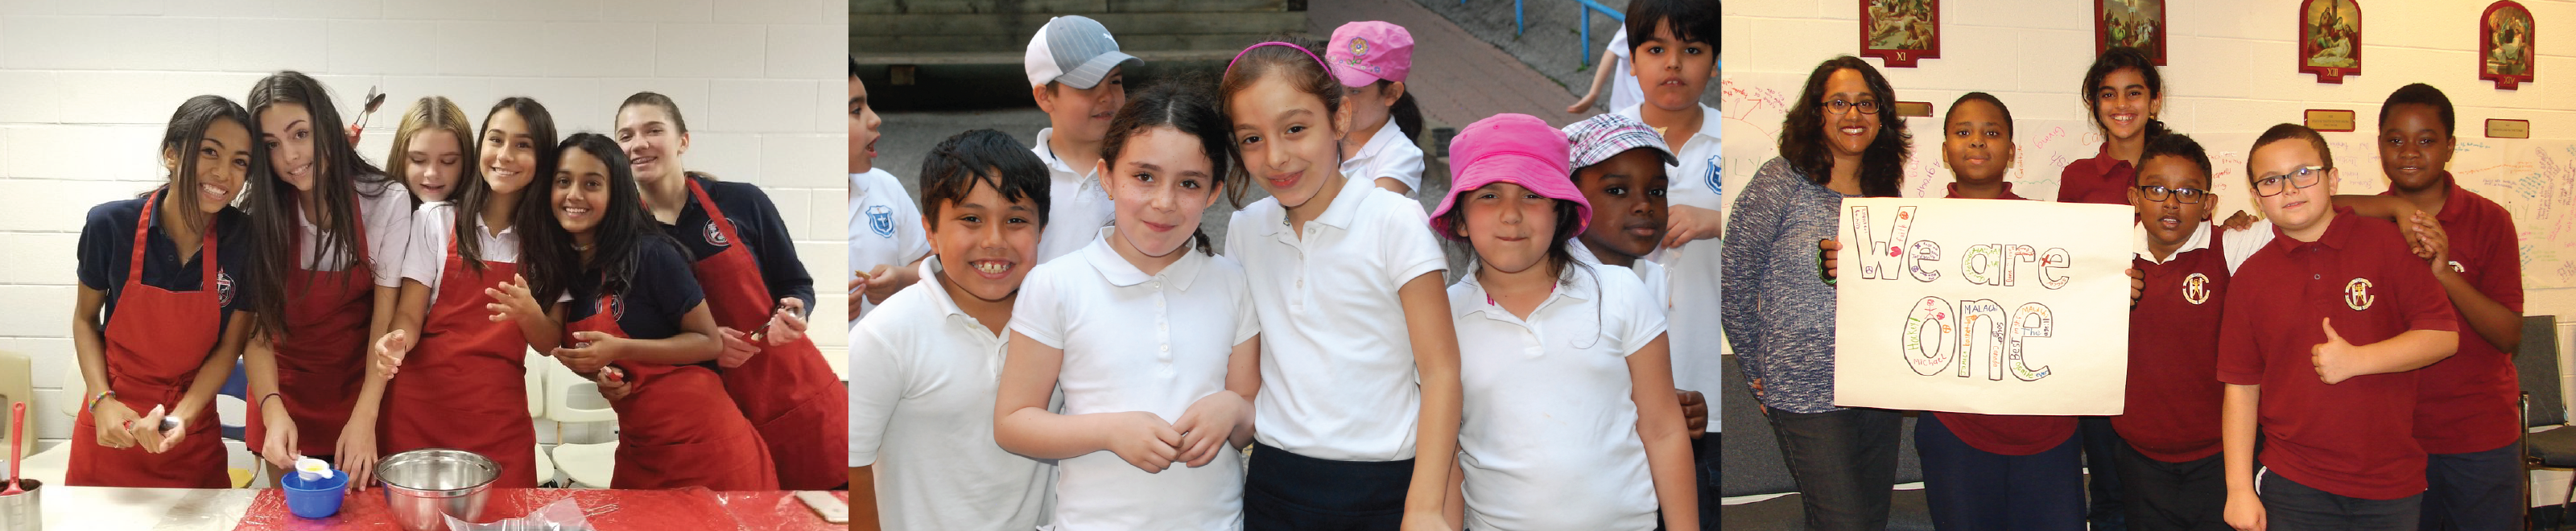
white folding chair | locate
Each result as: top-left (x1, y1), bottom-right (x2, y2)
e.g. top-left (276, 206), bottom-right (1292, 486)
top-left (526, 350), bottom-right (555, 487)
top-left (540, 358), bottom-right (617, 488)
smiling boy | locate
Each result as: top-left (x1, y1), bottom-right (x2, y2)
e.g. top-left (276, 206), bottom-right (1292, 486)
top-left (2217, 124), bottom-right (2459, 531)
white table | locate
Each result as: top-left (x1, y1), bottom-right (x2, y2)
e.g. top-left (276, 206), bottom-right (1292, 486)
top-left (27, 487), bottom-right (254, 530)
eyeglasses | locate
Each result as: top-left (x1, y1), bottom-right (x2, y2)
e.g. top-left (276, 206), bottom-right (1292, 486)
top-left (2252, 166), bottom-right (2327, 197)
top-left (2135, 185), bottom-right (2208, 204)
top-left (1822, 99), bottom-right (1881, 115)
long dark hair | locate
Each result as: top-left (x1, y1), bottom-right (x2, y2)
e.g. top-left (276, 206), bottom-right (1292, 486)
top-left (1378, 80), bottom-right (1424, 143)
top-left (2081, 47), bottom-right (2169, 140)
top-left (452, 97), bottom-right (558, 271)
top-left (243, 72), bottom-right (396, 338)
top-left (1098, 77), bottom-right (1241, 256)
top-left (1779, 56), bottom-right (1907, 198)
top-left (518, 133), bottom-right (681, 309)
top-left (151, 95), bottom-right (258, 236)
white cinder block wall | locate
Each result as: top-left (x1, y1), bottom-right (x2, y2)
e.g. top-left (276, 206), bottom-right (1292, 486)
top-left (1727, 0), bottom-right (2576, 505)
top-left (0, 0), bottom-right (848, 468)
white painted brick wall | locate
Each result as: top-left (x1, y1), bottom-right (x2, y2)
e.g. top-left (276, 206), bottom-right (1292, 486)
top-left (0, 0), bottom-right (846, 462)
top-left (1729, 0), bottom-right (2576, 506)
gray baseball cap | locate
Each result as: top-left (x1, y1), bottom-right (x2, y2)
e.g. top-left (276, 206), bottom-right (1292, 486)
top-left (1024, 15), bottom-right (1141, 89)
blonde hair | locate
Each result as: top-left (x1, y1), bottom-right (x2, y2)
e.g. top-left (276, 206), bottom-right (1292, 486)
top-left (384, 96), bottom-right (479, 207)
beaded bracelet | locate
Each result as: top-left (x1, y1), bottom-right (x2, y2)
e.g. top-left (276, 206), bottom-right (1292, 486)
top-left (85, 391), bottom-right (115, 413)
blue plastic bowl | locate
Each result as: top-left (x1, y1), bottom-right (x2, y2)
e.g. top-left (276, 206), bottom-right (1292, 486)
top-left (281, 470), bottom-right (350, 518)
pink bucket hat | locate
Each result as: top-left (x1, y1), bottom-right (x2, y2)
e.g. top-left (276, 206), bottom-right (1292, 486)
top-left (1431, 113), bottom-right (1591, 237)
top-left (1325, 21), bottom-right (1413, 88)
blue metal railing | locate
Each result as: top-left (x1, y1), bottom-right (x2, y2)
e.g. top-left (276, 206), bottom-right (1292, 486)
top-left (1575, 0), bottom-right (1625, 65)
top-left (1463, 0), bottom-right (1628, 65)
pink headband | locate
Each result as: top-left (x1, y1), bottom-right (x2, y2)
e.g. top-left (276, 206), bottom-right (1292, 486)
top-left (1225, 41), bottom-right (1329, 77)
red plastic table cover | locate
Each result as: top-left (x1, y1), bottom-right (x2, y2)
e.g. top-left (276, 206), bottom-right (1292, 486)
top-left (233, 488), bottom-right (845, 530)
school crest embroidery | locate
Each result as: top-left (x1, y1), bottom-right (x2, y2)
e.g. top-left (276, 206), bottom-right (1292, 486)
top-left (703, 220), bottom-right (729, 247)
top-left (867, 205), bottom-right (896, 238)
top-left (598, 295), bottom-right (625, 320)
top-left (2344, 278), bottom-right (2375, 311)
top-left (1705, 155), bottom-right (1723, 195)
top-left (2181, 273), bottom-right (2211, 305)
top-left (215, 272), bottom-right (234, 306)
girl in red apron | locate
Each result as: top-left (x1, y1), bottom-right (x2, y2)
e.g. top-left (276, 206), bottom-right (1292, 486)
top-left (365, 97), bottom-right (556, 489)
top-left (614, 93), bottom-right (843, 489)
top-left (68, 95), bottom-right (261, 488)
top-left (239, 72), bottom-right (415, 487)
top-left (502, 133), bottom-right (775, 490)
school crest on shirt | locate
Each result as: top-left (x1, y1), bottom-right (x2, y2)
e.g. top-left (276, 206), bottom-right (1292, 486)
top-left (1704, 155), bottom-right (1723, 195)
top-left (2345, 278), bottom-right (2376, 311)
top-left (2182, 273), bottom-right (2211, 305)
top-left (866, 205), bottom-right (896, 238)
top-left (703, 220), bottom-right (730, 248)
top-left (597, 295), bottom-right (625, 321)
top-left (215, 272), bottom-right (234, 306)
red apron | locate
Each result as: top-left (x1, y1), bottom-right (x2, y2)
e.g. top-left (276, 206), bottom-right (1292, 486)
top-left (683, 180), bottom-right (846, 489)
top-left (563, 293), bottom-right (776, 491)
top-left (67, 190), bottom-right (230, 488)
top-left (376, 226), bottom-right (538, 488)
top-left (246, 198), bottom-right (374, 458)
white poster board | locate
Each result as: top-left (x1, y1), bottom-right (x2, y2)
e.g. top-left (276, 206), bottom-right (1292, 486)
top-left (1832, 198), bottom-right (2133, 415)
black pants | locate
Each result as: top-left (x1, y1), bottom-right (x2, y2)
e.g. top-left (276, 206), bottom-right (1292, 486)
top-left (2419, 442), bottom-right (2521, 531)
top-left (2112, 444), bottom-right (2228, 531)
top-left (1765, 406), bottom-right (1904, 531)
top-left (1245, 442), bottom-right (1414, 531)
top-left (1695, 434), bottom-right (1720, 530)
top-left (2260, 467), bottom-right (2422, 531)
top-left (1916, 414), bottom-right (2087, 531)
top-left (2083, 415), bottom-right (2130, 531)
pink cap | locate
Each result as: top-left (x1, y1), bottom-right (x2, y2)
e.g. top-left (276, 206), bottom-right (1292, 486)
top-left (1431, 113), bottom-right (1590, 237)
top-left (1325, 21), bottom-right (1413, 87)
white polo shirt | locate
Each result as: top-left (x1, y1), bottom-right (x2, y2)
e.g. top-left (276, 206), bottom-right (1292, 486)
top-left (1225, 175), bottom-right (1447, 462)
top-left (298, 179), bottom-right (415, 288)
top-left (1339, 117), bottom-right (1426, 196)
top-left (848, 257), bottom-right (1051, 531)
top-left (850, 169), bottom-right (931, 319)
top-left (1449, 265), bottom-right (1667, 531)
top-left (1567, 238), bottom-right (1668, 309)
top-left (1009, 228), bottom-right (1256, 530)
top-left (1604, 28), bottom-right (1643, 113)
top-left (399, 201), bottom-right (518, 303)
top-left (1615, 102), bottom-right (1725, 403)
top-left (1031, 128), bottom-right (1119, 266)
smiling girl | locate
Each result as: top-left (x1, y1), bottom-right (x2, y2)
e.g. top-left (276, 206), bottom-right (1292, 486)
top-left (386, 96), bottom-right (477, 204)
top-left (1220, 39), bottom-right (1462, 530)
top-left (369, 97), bottom-right (557, 489)
top-left (613, 92), bottom-right (840, 489)
top-left (239, 71), bottom-right (415, 486)
top-left (506, 133), bottom-right (776, 490)
top-left (69, 95), bottom-right (260, 488)
top-left (993, 79), bottom-right (1260, 529)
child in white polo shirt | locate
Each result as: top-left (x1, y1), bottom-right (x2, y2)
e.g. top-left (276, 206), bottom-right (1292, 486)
top-left (1220, 40), bottom-right (1463, 529)
top-left (994, 81), bottom-right (1261, 530)
top-left (1324, 21), bottom-right (1428, 196)
top-left (1435, 113), bottom-right (1697, 531)
top-left (848, 130), bottom-right (1055, 530)
top-left (1025, 14), bottom-right (1137, 264)
top-left (849, 58), bottom-right (928, 323)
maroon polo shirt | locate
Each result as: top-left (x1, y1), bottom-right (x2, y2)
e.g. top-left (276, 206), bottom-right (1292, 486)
top-left (2058, 146), bottom-right (2138, 205)
top-left (2114, 227), bottom-right (2231, 463)
top-left (1943, 182), bottom-right (2025, 200)
top-left (1928, 187), bottom-right (2079, 455)
top-left (2215, 207), bottom-right (2461, 500)
top-left (2385, 174), bottom-right (2525, 455)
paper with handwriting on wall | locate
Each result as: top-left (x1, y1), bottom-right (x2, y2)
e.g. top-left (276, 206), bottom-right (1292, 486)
top-left (1833, 198), bottom-right (2132, 415)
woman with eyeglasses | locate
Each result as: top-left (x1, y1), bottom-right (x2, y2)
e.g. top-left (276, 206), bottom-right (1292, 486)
top-left (1719, 56), bottom-right (1909, 531)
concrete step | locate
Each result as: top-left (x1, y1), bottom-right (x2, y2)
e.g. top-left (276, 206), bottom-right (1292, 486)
top-left (852, 0), bottom-right (1289, 14)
